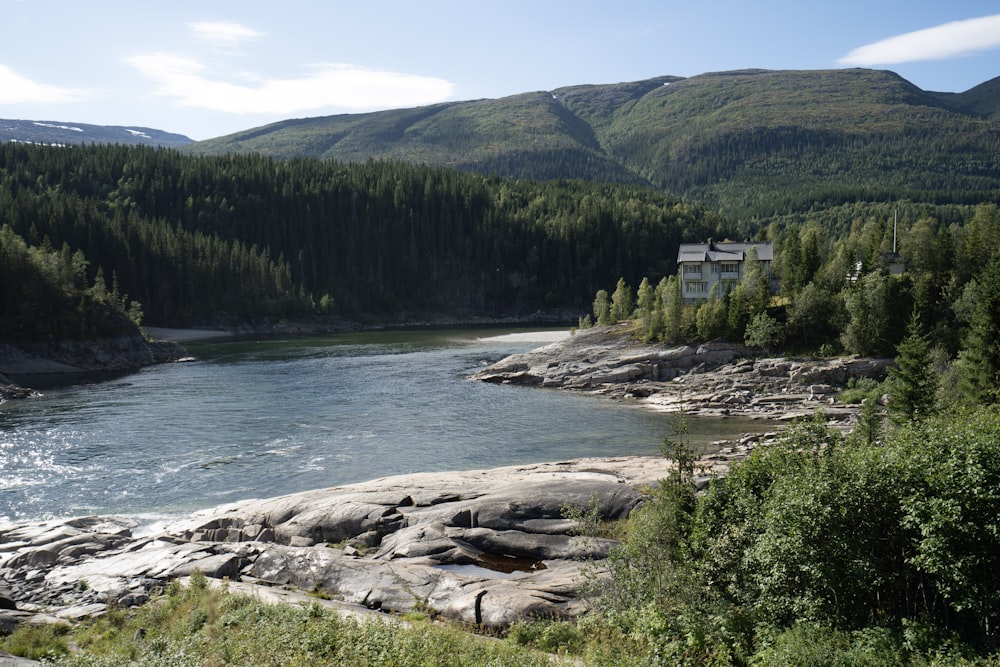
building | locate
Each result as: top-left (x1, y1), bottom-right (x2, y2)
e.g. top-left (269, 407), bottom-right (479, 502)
top-left (676, 240), bottom-right (775, 301)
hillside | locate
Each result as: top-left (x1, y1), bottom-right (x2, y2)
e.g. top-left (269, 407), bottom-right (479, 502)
top-left (0, 119), bottom-right (192, 147)
top-left (186, 68), bottom-right (1000, 220)
top-left (0, 143), bottom-right (724, 329)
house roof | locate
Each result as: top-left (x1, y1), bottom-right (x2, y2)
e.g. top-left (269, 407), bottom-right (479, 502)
top-left (676, 241), bottom-right (773, 263)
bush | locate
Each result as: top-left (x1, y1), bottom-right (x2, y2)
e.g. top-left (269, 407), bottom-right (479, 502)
top-left (0, 622), bottom-right (71, 661)
top-left (837, 376), bottom-right (884, 404)
top-left (580, 408), bottom-right (1000, 663)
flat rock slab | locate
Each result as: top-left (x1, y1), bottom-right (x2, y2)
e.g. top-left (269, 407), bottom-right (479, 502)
top-left (0, 457), bottom-right (676, 629)
top-left (472, 324), bottom-right (891, 424)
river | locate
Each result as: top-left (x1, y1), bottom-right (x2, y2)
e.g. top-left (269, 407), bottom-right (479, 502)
top-left (0, 328), bottom-right (772, 525)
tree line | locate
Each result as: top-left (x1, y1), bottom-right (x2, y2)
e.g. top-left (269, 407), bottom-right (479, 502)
top-left (0, 142), bottom-right (724, 338)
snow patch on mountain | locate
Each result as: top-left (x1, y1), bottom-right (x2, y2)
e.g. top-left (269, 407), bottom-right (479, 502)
top-left (34, 122), bottom-right (83, 132)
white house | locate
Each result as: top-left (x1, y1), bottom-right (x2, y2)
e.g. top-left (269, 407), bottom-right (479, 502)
top-left (676, 240), bottom-right (775, 301)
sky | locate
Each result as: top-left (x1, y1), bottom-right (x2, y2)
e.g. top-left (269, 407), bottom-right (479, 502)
top-left (1, 1), bottom-right (999, 141)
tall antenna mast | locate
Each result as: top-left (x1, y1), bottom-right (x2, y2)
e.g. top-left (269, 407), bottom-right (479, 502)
top-left (893, 208), bottom-right (898, 254)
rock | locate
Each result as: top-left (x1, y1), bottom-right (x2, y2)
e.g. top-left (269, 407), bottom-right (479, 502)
top-left (0, 649), bottom-right (44, 666)
top-left (55, 603), bottom-right (107, 620)
top-left (0, 331), bottom-right (191, 397)
top-left (0, 458), bottom-right (671, 630)
top-left (473, 325), bottom-right (891, 426)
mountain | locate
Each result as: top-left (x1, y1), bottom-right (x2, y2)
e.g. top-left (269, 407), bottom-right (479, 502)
top-left (185, 68), bottom-right (1000, 220)
top-left (1, 119), bottom-right (193, 147)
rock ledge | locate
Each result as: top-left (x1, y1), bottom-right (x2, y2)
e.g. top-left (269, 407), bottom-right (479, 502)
top-left (1, 457), bottom-right (705, 631)
top-left (472, 324), bottom-right (891, 424)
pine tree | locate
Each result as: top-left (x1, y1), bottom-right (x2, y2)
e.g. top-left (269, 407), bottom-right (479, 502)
top-left (887, 309), bottom-right (938, 423)
top-left (956, 256), bottom-right (1000, 405)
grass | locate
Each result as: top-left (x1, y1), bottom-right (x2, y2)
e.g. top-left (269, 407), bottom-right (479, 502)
top-left (838, 376), bottom-right (885, 404)
top-left (1, 571), bottom-right (558, 667)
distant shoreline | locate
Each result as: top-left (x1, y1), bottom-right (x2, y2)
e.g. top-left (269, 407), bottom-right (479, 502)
top-left (142, 327), bottom-right (235, 343)
top-left (144, 325), bottom-right (576, 345)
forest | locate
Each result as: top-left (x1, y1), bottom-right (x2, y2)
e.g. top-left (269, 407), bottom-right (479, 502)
top-left (0, 142), bottom-right (725, 339)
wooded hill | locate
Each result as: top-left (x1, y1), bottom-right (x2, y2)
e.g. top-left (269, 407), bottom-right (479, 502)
top-left (0, 143), bottom-right (724, 336)
top-left (186, 68), bottom-right (1000, 225)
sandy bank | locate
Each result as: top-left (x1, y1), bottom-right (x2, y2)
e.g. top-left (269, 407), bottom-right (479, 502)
top-left (477, 330), bottom-right (572, 344)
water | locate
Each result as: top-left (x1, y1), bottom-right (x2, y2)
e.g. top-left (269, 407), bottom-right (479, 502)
top-left (0, 329), bottom-right (772, 525)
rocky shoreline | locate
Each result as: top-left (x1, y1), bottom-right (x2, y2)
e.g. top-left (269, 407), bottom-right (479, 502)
top-left (1, 457), bottom-right (714, 636)
top-left (0, 330), bottom-right (189, 402)
top-left (472, 323), bottom-right (892, 425)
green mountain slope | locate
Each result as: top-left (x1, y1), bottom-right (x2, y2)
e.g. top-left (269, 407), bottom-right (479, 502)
top-left (185, 68), bottom-right (1000, 220)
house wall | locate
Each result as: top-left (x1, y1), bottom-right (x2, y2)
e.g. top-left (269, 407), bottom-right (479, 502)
top-left (681, 261), bottom-right (742, 299)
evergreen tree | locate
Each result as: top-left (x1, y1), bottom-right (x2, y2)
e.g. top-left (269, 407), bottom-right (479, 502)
top-left (956, 256), bottom-right (1000, 405)
top-left (887, 309), bottom-right (938, 423)
top-left (841, 271), bottom-right (892, 356)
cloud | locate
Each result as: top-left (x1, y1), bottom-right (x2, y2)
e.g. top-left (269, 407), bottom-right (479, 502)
top-left (127, 54), bottom-right (454, 114)
top-left (189, 21), bottom-right (265, 48)
top-left (0, 64), bottom-right (89, 104)
top-left (839, 14), bottom-right (1000, 66)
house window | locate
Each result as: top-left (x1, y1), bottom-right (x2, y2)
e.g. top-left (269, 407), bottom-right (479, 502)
top-left (686, 282), bottom-right (708, 294)
top-left (721, 262), bottom-right (739, 274)
top-left (711, 264), bottom-right (720, 273)
top-left (683, 264), bottom-right (701, 275)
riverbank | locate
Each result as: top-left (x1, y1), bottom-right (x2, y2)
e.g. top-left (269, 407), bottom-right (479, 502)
top-left (0, 330), bottom-right (189, 402)
top-left (2, 455), bottom-right (735, 633)
top-left (472, 323), bottom-right (892, 425)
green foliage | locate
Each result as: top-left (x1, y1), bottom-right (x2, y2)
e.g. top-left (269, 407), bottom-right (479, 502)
top-left (659, 275), bottom-right (683, 343)
top-left (897, 410), bottom-right (1000, 638)
top-left (37, 577), bottom-right (554, 667)
top-left (955, 255), bottom-right (1000, 405)
top-left (743, 312), bottom-right (784, 352)
top-left (841, 272), bottom-right (894, 355)
top-left (633, 277), bottom-right (661, 342)
top-left (725, 247), bottom-right (770, 340)
top-left (571, 408), bottom-right (1000, 664)
top-left (508, 619), bottom-right (585, 655)
top-left (0, 225), bottom-right (141, 341)
top-left (785, 281), bottom-right (844, 349)
top-left (0, 622), bottom-right (71, 661)
top-left (887, 310), bottom-right (939, 423)
top-left (610, 278), bottom-right (634, 324)
top-left (695, 290), bottom-right (728, 341)
top-left (749, 624), bottom-right (912, 667)
top-left (0, 143), bottom-right (723, 331)
top-left (593, 289), bottom-right (612, 325)
top-left (185, 69), bottom-right (1000, 224)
